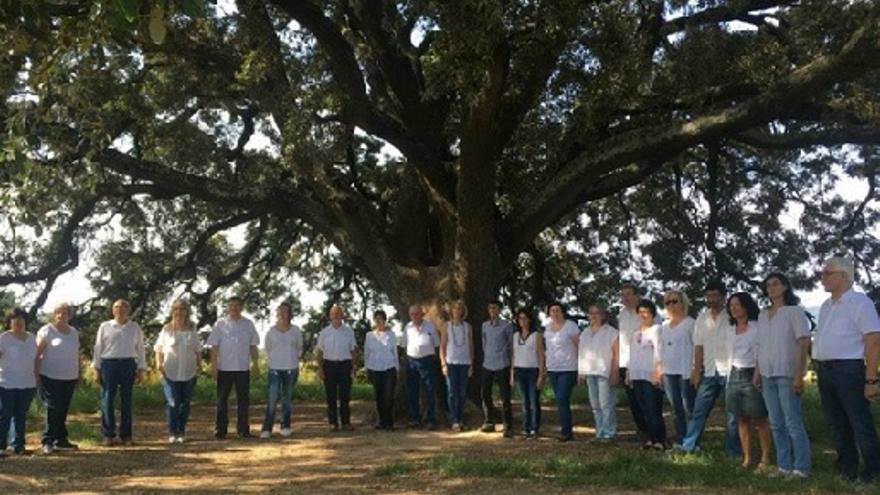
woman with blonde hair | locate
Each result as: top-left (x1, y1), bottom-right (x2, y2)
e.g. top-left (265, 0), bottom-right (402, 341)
top-left (154, 298), bottom-right (201, 444)
top-left (440, 300), bottom-right (474, 432)
top-left (35, 303), bottom-right (81, 453)
top-left (659, 290), bottom-right (696, 445)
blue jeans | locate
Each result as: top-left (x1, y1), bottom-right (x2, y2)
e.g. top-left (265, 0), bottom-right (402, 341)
top-left (632, 380), bottom-right (666, 444)
top-left (663, 374), bottom-right (695, 443)
top-left (99, 358), bottom-right (137, 439)
top-left (161, 377), bottom-right (197, 436)
top-left (406, 356), bottom-right (438, 425)
top-left (760, 376), bottom-right (811, 473)
top-left (514, 367), bottom-right (541, 433)
top-left (817, 360), bottom-right (880, 480)
top-left (445, 364), bottom-right (470, 424)
top-left (586, 375), bottom-right (617, 438)
top-left (262, 369), bottom-right (298, 432)
top-left (681, 373), bottom-right (740, 455)
top-left (0, 387), bottom-right (35, 450)
top-left (548, 371), bottom-right (577, 438)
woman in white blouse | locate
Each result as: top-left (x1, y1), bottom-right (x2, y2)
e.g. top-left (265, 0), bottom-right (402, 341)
top-left (578, 304), bottom-right (619, 441)
top-left (754, 273), bottom-right (812, 477)
top-left (35, 303), bottom-right (81, 454)
top-left (155, 299), bottom-right (201, 444)
top-left (544, 302), bottom-right (580, 442)
top-left (510, 308), bottom-right (544, 439)
top-left (658, 290), bottom-right (696, 446)
top-left (364, 310), bottom-right (399, 431)
top-left (440, 300), bottom-right (474, 432)
top-left (725, 292), bottom-right (771, 469)
top-left (0, 308), bottom-right (37, 456)
top-left (626, 300), bottom-right (666, 450)
top-left (260, 302), bottom-right (303, 439)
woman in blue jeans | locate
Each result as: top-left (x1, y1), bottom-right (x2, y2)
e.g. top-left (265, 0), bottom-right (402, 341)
top-left (658, 290), bottom-right (696, 445)
top-left (627, 299), bottom-right (667, 450)
top-left (440, 300), bottom-right (474, 432)
top-left (510, 308), bottom-right (545, 439)
top-left (754, 273), bottom-right (812, 477)
top-left (155, 299), bottom-right (201, 444)
top-left (0, 308), bottom-right (37, 456)
top-left (544, 302), bottom-right (580, 442)
top-left (261, 302), bottom-right (303, 438)
top-left (578, 304), bottom-right (619, 441)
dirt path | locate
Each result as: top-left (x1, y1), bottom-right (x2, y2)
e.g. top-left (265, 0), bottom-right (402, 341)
top-left (0, 401), bottom-right (687, 494)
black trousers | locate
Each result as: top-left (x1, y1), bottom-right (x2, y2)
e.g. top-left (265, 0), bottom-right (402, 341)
top-left (216, 371), bottom-right (250, 437)
top-left (324, 360), bottom-right (353, 426)
top-left (481, 366), bottom-right (513, 429)
top-left (368, 368), bottom-right (397, 428)
top-left (620, 367), bottom-right (649, 437)
top-left (39, 375), bottom-right (77, 447)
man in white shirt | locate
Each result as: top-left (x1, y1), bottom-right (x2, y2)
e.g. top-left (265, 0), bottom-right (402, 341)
top-left (402, 304), bottom-right (440, 429)
top-left (814, 257), bottom-right (880, 483)
top-left (617, 283), bottom-right (648, 438)
top-left (91, 299), bottom-right (146, 446)
top-left (315, 304), bottom-right (358, 431)
top-left (208, 296), bottom-right (259, 439)
top-left (679, 281), bottom-right (741, 456)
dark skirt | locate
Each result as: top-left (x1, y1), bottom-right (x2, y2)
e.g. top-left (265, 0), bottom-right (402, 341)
top-left (725, 367), bottom-right (768, 418)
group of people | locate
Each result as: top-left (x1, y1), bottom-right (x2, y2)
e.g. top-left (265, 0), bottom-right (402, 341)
top-left (1, 256), bottom-right (879, 484)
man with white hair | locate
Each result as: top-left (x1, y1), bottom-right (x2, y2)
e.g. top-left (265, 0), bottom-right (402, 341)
top-left (814, 256), bottom-right (880, 483)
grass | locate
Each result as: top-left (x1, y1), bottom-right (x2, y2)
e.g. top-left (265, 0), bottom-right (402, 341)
top-left (373, 461), bottom-right (419, 477)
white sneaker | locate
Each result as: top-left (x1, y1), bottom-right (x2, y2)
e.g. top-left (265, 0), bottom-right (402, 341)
top-left (280, 428), bottom-right (292, 437)
top-left (259, 431), bottom-right (271, 439)
top-left (168, 436), bottom-right (177, 444)
top-left (41, 444), bottom-right (54, 455)
top-left (790, 470), bottom-right (809, 479)
top-left (175, 436), bottom-right (185, 444)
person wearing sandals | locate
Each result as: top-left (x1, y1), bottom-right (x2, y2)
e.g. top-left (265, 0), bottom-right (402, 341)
top-left (510, 308), bottom-right (544, 439)
top-left (725, 292), bottom-right (771, 470)
top-left (260, 302), bottom-right (303, 439)
top-left (364, 310), bottom-right (398, 431)
top-left (578, 304), bottom-right (619, 442)
top-left (440, 300), bottom-right (474, 432)
top-left (626, 299), bottom-right (667, 450)
top-left (155, 299), bottom-right (201, 444)
top-left (544, 301), bottom-right (580, 442)
top-left (0, 308), bottom-right (37, 456)
top-left (754, 273), bottom-right (812, 478)
top-left (658, 290), bottom-right (696, 446)
top-left (35, 303), bottom-right (80, 454)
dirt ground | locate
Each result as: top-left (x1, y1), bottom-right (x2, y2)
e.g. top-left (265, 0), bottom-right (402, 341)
top-left (0, 400), bottom-right (682, 494)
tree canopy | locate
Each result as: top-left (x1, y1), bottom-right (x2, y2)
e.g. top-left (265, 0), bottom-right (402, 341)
top-left (2, 0), bottom-right (880, 335)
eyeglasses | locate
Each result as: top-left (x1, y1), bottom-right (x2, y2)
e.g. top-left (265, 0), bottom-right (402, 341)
top-left (664, 299), bottom-right (679, 306)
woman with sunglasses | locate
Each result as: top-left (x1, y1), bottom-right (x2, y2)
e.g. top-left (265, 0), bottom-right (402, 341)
top-left (658, 290), bottom-right (696, 446)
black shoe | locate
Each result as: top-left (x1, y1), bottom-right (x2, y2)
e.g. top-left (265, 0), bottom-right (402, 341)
top-left (426, 422), bottom-right (438, 431)
top-left (503, 429), bottom-right (514, 439)
top-left (407, 422), bottom-right (420, 429)
top-left (13, 447), bottom-right (30, 455)
top-left (53, 440), bottom-right (79, 450)
top-left (480, 423), bottom-right (495, 433)
top-left (214, 433), bottom-right (227, 440)
top-left (238, 432), bottom-right (253, 439)
top-left (557, 435), bottom-right (573, 442)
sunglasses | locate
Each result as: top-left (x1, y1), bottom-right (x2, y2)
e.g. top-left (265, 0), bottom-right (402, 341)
top-left (664, 299), bottom-right (679, 306)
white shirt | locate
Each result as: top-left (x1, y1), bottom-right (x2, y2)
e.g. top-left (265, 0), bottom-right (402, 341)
top-left (207, 316), bottom-right (259, 371)
top-left (445, 322), bottom-right (472, 365)
top-left (316, 323), bottom-right (356, 361)
top-left (731, 323), bottom-right (758, 369)
top-left (402, 320), bottom-right (440, 359)
top-left (628, 325), bottom-right (661, 381)
top-left (364, 330), bottom-right (399, 371)
top-left (512, 331), bottom-right (540, 369)
top-left (617, 307), bottom-right (640, 368)
top-left (659, 317), bottom-right (695, 376)
top-left (578, 324), bottom-right (618, 377)
top-left (264, 325), bottom-right (303, 370)
top-left (756, 306), bottom-right (810, 377)
top-left (36, 324), bottom-right (80, 381)
top-left (154, 327), bottom-right (200, 382)
top-left (814, 288), bottom-right (880, 360)
top-left (693, 309), bottom-right (734, 377)
top-left (544, 320), bottom-right (580, 372)
top-left (0, 332), bottom-right (37, 389)
top-left (92, 319), bottom-right (146, 370)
